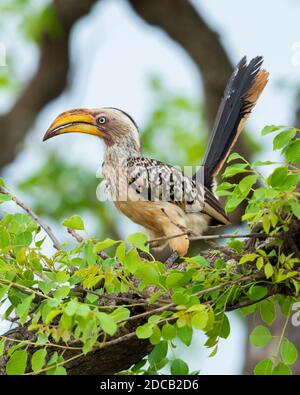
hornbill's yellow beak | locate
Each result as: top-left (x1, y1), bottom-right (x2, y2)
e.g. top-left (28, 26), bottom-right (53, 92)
top-left (43, 109), bottom-right (104, 141)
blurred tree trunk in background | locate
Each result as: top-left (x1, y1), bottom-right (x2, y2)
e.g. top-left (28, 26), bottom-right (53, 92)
top-left (243, 95), bottom-right (300, 375)
top-left (243, 311), bottom-right (300, 374)
top-left (0, 0), bottom-right (98, 170)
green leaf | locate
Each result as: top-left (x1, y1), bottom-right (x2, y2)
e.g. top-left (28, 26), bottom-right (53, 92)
top-left (0, 227), bottom-right (9, 248)
top-left (264, 262), bottom-right (274, 279)
top-left (238, 175), bottom-right (257, 194)
top-left (278, 296), bottom-right (292, 316)
top-left (148, 341), bottom-right (168, 365)
top-left (0, 340), bottom-right (5, 357)
top-left (191, 311), bottom-right (208, 330)
top-left (16, 294), bottom-right (35, 325)
top-left (270, 211), bottom-right (278, 228)
top-left (272, 362), bottom-right (292, 375)
top-left (185, 255), bottom-right (209, 267)
top-left (136, 323), bottom-right (153, 339)
top-left (53, 285), bottom-right (70, 300)
top-left (225, 195), bottom-right (245, 212)
top-left (227, 239), bottom-right (244, 253)
top-left (135, 264), bottom-right (160, 285)
top-left (149, 325), bottom-right (161, 345)
top-left (62, 215), bottom-right (84, 230)
top-left (273, 128), bottom-right (297, 150)
top-left (280, 339), bottom-right (298, 365)
top-left (14, 231), bottom-right (32, 247)
top-left (31, 349), bottom-right (47, 373)
top-left (0, 193), bottom-right (12, 203)
top-left (253, 160), bottom-right (277, 167)
top-left (262, 214), bottom-right (271, 234)
top-left (250, 325), bottom-right (272, 347)
top-left (55, 272), bottom-right (70, 284)
top-left (260, 300), bottom-right (276, 325)
top-left (290, 201), bottom-right (300, 220)
top-left (123, 249), bottom-right (142, 273)
top-left (268, 166), bottom-right (288, 188)
top-left (227, 152), bottom-right (245, 162)
top-left (97, 312), bottom-right (117, 336)
top-left (222, 163), bottom-right (248, 178)
top-left (256, 256), bottom-right (264, 270)
top-left (84, 241), bottom-right (97, 266)
top-left (177, 325), bottom-right (193, 346)
top-left (261, 125), bottom-right (285, 136)
top-left (110, 307), bottom-right (130, 323)
top-left (127, 232), bottom-right (149, 253)
top-left (240, 304), bottom-right (257, 317)
top-left (239, 254), bottom-right (258, 264)
top-left (215, 182), bottom-right (235, 191)
top-left (170, 358), bottom-right (189, 375)
top-left (219, 314), bottom-right (230, 339)
top-left (165, 273), bottom-right (184, 288)
top-left (284, 139), bottom-right (300, 162)
top-left (94, 238), bottom-right (118, 251)
top-left (6, 349), bottom-right (27, 375)
top-left (49, 366), bottom-right (67, 375)
top-left (161, 323), bottom-right (176, 340)
top-left (247, 286), bottom-right (268, 301)
top-left (278, 174), bottom-right (300, 191)
top-left (115, 242), bottom-right (126, 262)
top-left (254, 358), bottom-right (273, 375)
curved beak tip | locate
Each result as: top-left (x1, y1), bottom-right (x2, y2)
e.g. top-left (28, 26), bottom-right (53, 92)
top-left (42, 132), bottom-right (51, 142)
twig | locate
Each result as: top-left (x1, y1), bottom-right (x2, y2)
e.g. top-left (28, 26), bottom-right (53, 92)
top-left (67, 228), bottom-right (84, 243)
top-left (148, 231), bottom-right (189, 245)
top-left (226, 291), bottom-right (274, 311)
top-left (66, 227), bottom-right (109, 259)
top-left (206, 240), bottom-right (240, 260)
top-left (123, 273), bottom-right (263, 324)
top-left (0, 186), bottom-right (62, 250)
top-left (97, 331), bottom-right (137, 349)
top-left (147, 231), bottom-right (268, 246)
top-left (189, 232), bottom-right (268, 242)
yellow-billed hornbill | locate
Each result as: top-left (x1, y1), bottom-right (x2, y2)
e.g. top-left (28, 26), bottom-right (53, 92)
top-left (43, 56), bottom-right (268, 262)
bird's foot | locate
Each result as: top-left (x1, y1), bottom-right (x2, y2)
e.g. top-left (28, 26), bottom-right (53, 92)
top-left (165, 251), bottom-right (180, 269)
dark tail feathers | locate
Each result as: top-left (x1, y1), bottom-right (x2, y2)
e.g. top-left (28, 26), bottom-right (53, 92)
top-left (200, 56), bottom-right (269, 189)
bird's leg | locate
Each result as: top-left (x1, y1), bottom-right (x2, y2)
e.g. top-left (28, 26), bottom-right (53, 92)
top-left (160, 208), bottom-right (189, 233)
top-left (165, 251), bottom-right (180, 268)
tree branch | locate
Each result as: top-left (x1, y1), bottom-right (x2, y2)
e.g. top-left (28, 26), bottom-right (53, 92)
top-left (0, 185), bottom-right (62, 250)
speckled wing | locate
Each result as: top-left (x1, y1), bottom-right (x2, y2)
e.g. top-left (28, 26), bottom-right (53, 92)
top-left (125, 157), bottom-right (228, 224)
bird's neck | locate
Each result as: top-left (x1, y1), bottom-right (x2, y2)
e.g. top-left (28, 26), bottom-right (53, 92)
top-left (103, 138), bottom-right (140, 169)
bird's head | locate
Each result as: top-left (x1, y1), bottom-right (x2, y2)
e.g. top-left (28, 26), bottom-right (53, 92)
top-left (43, 107), bottom-right (140, 152)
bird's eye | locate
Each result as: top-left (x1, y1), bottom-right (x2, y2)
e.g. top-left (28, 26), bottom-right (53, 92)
top-left (97, 116), bottom-right (106, 124)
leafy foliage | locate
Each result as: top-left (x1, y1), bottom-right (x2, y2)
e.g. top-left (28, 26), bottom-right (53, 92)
top-left (0, 126), bottom-right (299, 375)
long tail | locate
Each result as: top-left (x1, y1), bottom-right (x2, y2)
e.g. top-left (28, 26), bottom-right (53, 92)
top-left (201, 56), bottom-right (269, 189)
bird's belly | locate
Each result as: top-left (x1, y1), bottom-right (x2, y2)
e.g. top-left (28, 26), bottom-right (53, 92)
top-left (185, 213), bottom-right (210, 234)
top-left (115, 201), bottom-right (186, 233)
top-left (115, 201), bottom-right (209, 235)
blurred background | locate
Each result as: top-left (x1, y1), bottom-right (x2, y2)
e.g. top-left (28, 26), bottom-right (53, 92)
top-left (1, 0), bottom-right (300, 374)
